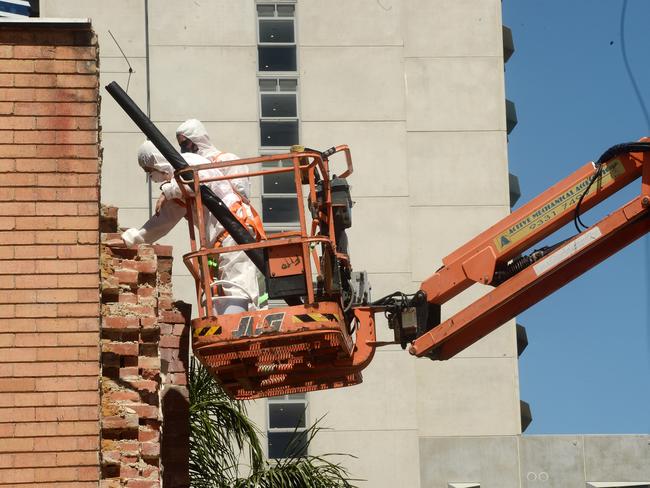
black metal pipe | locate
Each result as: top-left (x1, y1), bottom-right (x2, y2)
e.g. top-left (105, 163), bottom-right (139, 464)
top-left (105, 81), bottom-right (266, 273)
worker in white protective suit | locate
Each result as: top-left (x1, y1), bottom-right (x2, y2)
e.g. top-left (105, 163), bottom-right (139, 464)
top-left (176, 119), bottom-right (250, 201)
top-left (120, 141), bottom-right (261, 314)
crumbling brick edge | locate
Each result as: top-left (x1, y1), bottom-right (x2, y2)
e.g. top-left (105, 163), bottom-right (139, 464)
top-left (99, 206), bottom-right (189, 488)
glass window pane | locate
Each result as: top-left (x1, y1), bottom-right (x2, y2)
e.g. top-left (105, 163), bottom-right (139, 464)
top-left (260, 120), bottom-right (298, 147)
top-left (261, 94), bottom-right (296, 118)
top-left (276, 4), bottom-right (295, 17)
top-left (256, 4), bottom-right (275, 17)
top-left (269, 403), bottom-right (306, 428)
top-left (263, 168), bottom-right (296, 194)
top-left (268, 431), bottom-right (307, 459)
top-left (262, 196), bottom-right (299, 223)
top-left (259, 78), bottom-right (277, 92)
top-left (279, 79), bottom-right (298, 92)
top-left (259, 46), bottom-right (297, 71)
top-left (259, 19), bottom-right (294, 43)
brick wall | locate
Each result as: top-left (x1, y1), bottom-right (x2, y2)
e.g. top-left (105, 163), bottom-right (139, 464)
top-left (0, 22), bottom-right (101, 486)
top-left (100, 207), bottom-right (190, 488)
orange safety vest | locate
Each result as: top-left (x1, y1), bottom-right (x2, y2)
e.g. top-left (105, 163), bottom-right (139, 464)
top-left (210, 152), bottom-right (266, 247)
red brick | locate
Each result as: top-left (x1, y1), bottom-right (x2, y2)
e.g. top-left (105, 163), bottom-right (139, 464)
top-left (14, 73), bottom-right (56, 87)
top-left (138, 427), bottom-right (160, 443)
top-left (0, 174), bottom-right (37, 187)
top-left (15, 274), bottom-right (57, 288)
top-left (36, 289), bottom-right (78, 303)
top-left (14, 45), bottom-right (56, 59)
top-left (103, 316), bottom-right (139, 329)
top-left (0, 231), bottom-right (36, 245)
top-left (56, 390), bottom-right (99, 407)
top-left (13, 244), bottom-right (57, 259)
top-left (34, 230), bottom-right (75, 244)
top-left (56, 129), bottom-right (98, 144)
top-left (35, 201), bottom-right (79, 216)
top-left (15, 303), bottom-right (57, 318)
top-left (0, 115), bottom-right (34, 129)
top-left (14, 128), bottom-right (59, 145)
top-left (0, 304), bottom-right (14, 318)
top-left (36, 115), bottom-right (97, 130)
top-left (115, 269), bottom-right (139, 284)
top-left (0, 73), bottom-right (13, 86)
top-left (56, 451), bottom-right (97, 466)
top-left (56, 187), bottom-right (99, 201)
top-left (33, 466), bottom-right (78, 482)
top-left (0, 59), bottom-right (34, 73)
top-left (0, 101), bottom-right (14, 114)
top-left (0, 217), bottom-right (15, 230)
top-left (0, 276), bottom-right (14, 289)
top-left (56, 74), bottom-right (98, 89)
top-left (55, 46), bottom-right (97, 60)
top-left (56, 332), bottom-right (97, 347)
top-left (35, 143), bottom-right (98, 158)
top-left (138, 356), bottom-right (161, 370)
top-left (57, 216), bottom-right (98, 230)
top-left (126, 479), bottom-right (160, 488)
top-left (0, 187), bottom-right (15, 200)
top-left (119, 366), bottom-right (139, 378)
top-left (0, 407), bottom-right (35, 422)
top-left (102, 342), bottom-right (138, 356)
top-left (34, 259), bottom-right (75, 273)
top-left (125, 379), bottom-right (158, 394)
top-left (33, 59), bottom-right (76, 73)
top-left (0, 289), bottom-right (36, 304)
top-left (102, 414), bottom-right (139, 431)
top-left (58, 273), bottom-right (98, 288)
top-left (0, 467), bottom-right (35, 483)
top-left (56, 244), bottom-right (97, 259)
top-left (57, 303), bottom-right (99, 318)
top-left (57, 159), bottom-right (98, 173)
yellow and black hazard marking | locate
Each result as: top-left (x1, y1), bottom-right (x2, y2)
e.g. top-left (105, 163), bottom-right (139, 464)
top-left (292, 313), bottom-right (339, 323)
top-left (193, 324), bottom-right (222, 337)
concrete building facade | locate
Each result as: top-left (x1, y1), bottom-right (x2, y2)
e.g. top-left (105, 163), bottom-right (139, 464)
top-left (33, 1), bottom-right (650, 487)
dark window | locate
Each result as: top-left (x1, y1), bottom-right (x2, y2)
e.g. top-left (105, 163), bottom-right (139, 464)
top-left (261, 94), bottom-right (297, 118)
top-left (259, 19), bottom-right (294, 43)
top-left (269, 402), bottom-right (306, 429)
top-left (260, 120), bottom-right (298, 147)
top-left (267, 431), bottom-right (307, 459)
top-left (259, 46), bottom-right (297, 72)
top-left (256, 4), bottom-right (275, 17)
top-left (262, 196), bottom-right (299, 224)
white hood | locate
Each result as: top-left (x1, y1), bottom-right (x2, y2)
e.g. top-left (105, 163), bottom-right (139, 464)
top-left (176, 118), bottom-right (220, 159)
top-left (137, 140), bottom-right (175, 180)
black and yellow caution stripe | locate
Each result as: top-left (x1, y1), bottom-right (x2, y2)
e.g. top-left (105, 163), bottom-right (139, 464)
top-left (193, 324), bottom-right (222, 337)
top-left (292, 313), bottom-right (339, 323)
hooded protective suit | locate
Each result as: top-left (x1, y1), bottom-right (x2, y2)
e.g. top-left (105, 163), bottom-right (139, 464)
top-left (176, 119), bottom-right (250, 200)
top-left (121, 141), bottom-right (260, 310)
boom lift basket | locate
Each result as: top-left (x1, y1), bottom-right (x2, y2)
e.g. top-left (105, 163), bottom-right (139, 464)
top-left (181, 147), bottom-right (376, 399)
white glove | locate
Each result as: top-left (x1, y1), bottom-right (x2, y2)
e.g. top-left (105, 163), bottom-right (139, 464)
top-left (121, 228), bottom-right (145, 248)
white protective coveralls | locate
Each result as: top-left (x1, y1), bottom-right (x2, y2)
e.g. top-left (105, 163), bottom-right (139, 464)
top-left (121, 141), bottom-right (260, 312)
top-left (176, 119), bottom-right (250, 201)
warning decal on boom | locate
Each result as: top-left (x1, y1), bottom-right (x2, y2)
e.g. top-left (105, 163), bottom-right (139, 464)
top-left (493, 159), bottom-right (624, 252)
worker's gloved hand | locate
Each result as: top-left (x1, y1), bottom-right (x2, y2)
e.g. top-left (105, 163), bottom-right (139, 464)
top-left (121, 228), bottom-right (145, 248)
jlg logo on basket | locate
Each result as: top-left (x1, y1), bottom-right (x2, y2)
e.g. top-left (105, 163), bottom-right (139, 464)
top-left (232, 312), bottom-right (285, 339)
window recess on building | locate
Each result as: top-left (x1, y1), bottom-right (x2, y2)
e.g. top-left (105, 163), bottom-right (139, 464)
top-left (258, 77), bottom-right (300, 227)
top-left (267, 393), bottom-right (308, 459)
top-left (257, 2), bottom-right (296, 72)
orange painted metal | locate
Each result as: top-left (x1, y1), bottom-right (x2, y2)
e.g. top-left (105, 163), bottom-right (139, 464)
top-left (192, 304), bottom-right (376, 399)
top-left (413, 141), bottom-right (650, 359)
top-left (180, 146), bottom-right (380, 398)
top-left (420, 141), bottom-right (648, 304)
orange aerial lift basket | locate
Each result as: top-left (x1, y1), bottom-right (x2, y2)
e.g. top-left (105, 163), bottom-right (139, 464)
top-left (180, 146), bottom-right (376, 399)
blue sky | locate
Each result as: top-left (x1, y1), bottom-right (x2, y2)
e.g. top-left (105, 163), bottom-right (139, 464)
top-left (502, 0), bottom-right (650, 434)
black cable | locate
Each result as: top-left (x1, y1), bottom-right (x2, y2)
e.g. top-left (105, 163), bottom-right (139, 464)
top-left (573, 142), bottom-right (650, 233)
